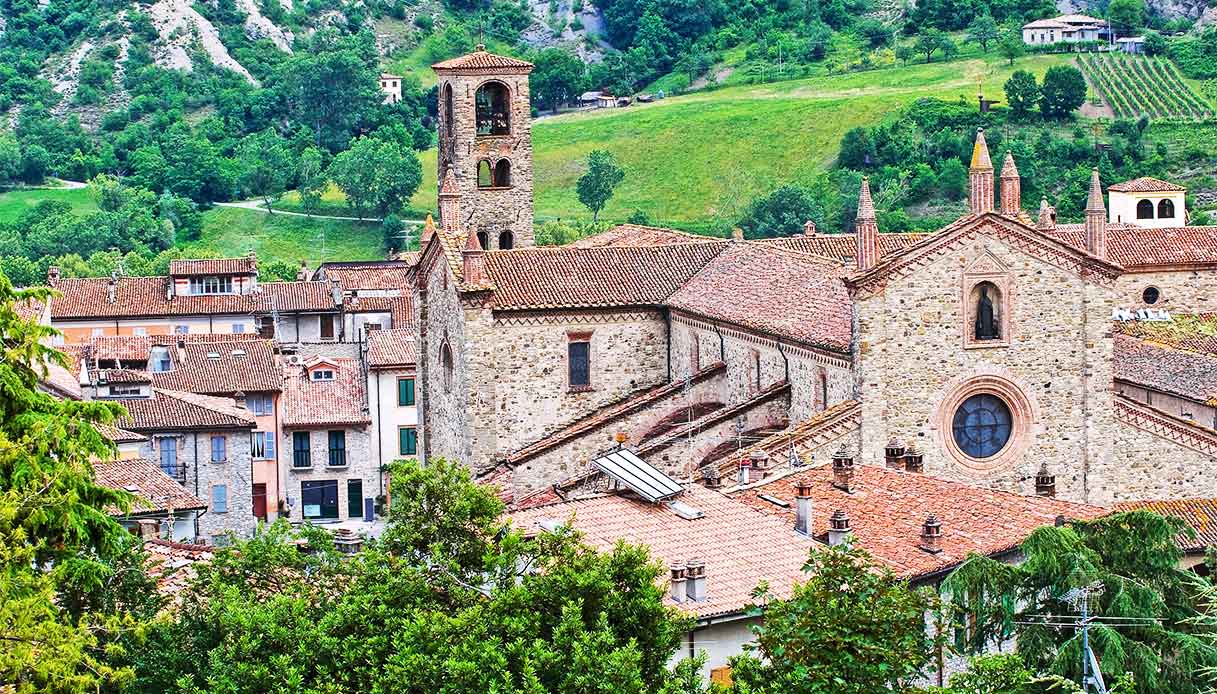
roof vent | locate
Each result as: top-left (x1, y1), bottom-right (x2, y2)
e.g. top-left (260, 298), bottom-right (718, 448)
top-left (207, 351), bottom-right (221, 360)
top-left (231, 349), bottom-right (246, 357)
top-left (668, 500), bottom-right (704, 520)
top-left (537, 518), bottom-right (564, 534)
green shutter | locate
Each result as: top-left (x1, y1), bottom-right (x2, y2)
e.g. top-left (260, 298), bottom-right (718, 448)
top-left (347, 479), bottom-right (363, 518)
top-left (398, 378), bottom-right (416, 406)
top-left (399, 427), bottom-right (417, 455)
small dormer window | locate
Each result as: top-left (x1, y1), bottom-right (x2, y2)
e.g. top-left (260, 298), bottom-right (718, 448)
top-left (149, 346), bottom-right (172, 372)
top-left (311, 368), bottom-right (335, 381)
top-left (191, 276), bottom-right (233, 295)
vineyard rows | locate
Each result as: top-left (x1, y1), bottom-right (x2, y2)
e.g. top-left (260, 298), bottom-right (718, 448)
top-left (1079, 54), bottom-right (1215, 121)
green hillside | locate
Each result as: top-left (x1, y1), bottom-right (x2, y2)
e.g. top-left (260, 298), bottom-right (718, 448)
top-left (181, 208), bottom-right (384, 265)
top-left (412, 53), bottom-right (1075, 230)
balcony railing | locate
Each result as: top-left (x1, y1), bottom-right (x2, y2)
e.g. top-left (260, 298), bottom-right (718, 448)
top-left (293, 450), bottom-right (311, 468)
top-left (328, 449), bottom-right (347, 467)
top-left (159, 462), bottom-right (187, 483)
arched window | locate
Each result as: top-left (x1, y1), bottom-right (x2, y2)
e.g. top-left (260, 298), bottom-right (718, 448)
top-left (440, 342), bottom-right (453, 389)
top-left (475, 81), bottom-right (511, 136)
top-left (477, 161), bottom-right (493, 188)
top-left (476, 231), bottom-right (489, 250)
top-left (443, 83), bottom-right (454, 136)
top-left (819, 371), bottom-right (829, 412)
top-left (1158, 199), bottom-right (1175, 219)
top-left (493, 159), bottom-right (511, 187)
top-left (498, 231), bottom-right (514, 250)
top-left (970, 281), bottom-right (1002, 342)
top-left (1137, 199), bottom-right (1155, 219)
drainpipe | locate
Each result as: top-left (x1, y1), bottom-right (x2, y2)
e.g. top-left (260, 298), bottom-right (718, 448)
top-left (193, 432), bottom-right (200, 538)
top-left (665, 312), bottom-right (672, 382)
top-left (713, 323), bottom-right (725, 362)
top-left (775, 340), bottom-right (790, 383)
top-left (374, 370), bottom-right (384, 498)
top-left (274, 393), bottom-right (283, 521)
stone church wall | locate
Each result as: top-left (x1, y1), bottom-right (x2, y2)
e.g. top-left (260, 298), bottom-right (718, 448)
top-left (1115, 269), bottom-right (1217, 313)
top-left (1094, 401), bottom-right (1217, 504)
top-left (488, 310), bottom-right (669, 456)
top-left (417, 256), bottom-right (473, 466)
top-left (670, 312), bottom-right (853, 421)
top-left (855, 232), bottom-right (1117, 504)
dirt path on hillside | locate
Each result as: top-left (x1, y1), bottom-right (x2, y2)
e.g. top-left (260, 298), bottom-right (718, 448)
top-left (215, 199), bottom-right (424, 224)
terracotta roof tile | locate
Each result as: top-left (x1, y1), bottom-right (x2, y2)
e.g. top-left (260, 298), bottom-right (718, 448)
top-left (343, 295), bottom-right (413, 327)
top-left (483, 243), bottom-right (726, 310)
top-left (84, 335), bottom-right (281, 394)
top-left (571, 225), bottom-right (716, 249)
top-left (1048, 225), bottom-right (1217, 270)
top-left (49, 276), bottom-right (336, 319)
top-left (169, 257), bottom-right (257, 276)
top-left (365, 328), bottom-right (417, 368)
top-left (732, 464), bottom-right (1106, 581)
top-left (93, 457), bottom-right (206, 514)
top-left (510, 484), bottom-right (815, 619)
top-left (114, 389), bottom-right (256, 432)
top-left (85, 333), bottom-right (263, 361)
top-left (432, 48), bottom-right (533, 71)
top-left (759, 233), bottom-right (929, 264)
top-left (316, 261), bottom-right (412, 291)
top-left (666, 243), bottom-right (852, 352)
top-left (282, 358), bottom-right (369, 427)
top-left (1115, 333), bottom-right (1217, 405)
top-left (1113, 498), bottom-right (1217, 552)
top-left (259, 281), bottom-right (338, 312)
top-left (99, 368), bottom-right (152, 383)
top-left (93, 422), bottom-right (147, 444)
top-left (39, 359), bottom-right (82, 399)
top-left (144, 538), bottom-right (213, 600)
top-left (1108, 177), bottom-right (1186, 193)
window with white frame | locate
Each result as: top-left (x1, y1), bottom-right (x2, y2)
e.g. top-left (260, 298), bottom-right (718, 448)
top-left (251, 431), bottom-right (276, 460)
top-left (149, 346), bottom-right (172, 372)
top-left (247, 394), bottom-right (273, 415)
top-left (191, 276), bottom-right (233, 295)
top-left (310, 368), bottom-right (335, 382)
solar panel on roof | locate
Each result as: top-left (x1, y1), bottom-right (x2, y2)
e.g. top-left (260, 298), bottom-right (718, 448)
top-left (592, 448), bottom-right (683, 503)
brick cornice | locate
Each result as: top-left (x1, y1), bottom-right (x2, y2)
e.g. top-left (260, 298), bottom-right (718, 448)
top-left (671, 311), bottom-right (852, 369)
top-left (1115, 394), bottom-right (1217, 457)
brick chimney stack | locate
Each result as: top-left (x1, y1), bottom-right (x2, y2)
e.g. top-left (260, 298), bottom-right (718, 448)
top-left (462, 227), bottom-right (487, 285)
top-left (794, 479), bottom-right (814, 536)
top-left (46, 265), bottom-right (60, 286)
top-left (999, 151), bottom-right (1021, 217)
top-left (968, 128), bottom-right (995, 215)
top-left (295, 260), bottom-right (309, 281)
top-left (669, 564), bottom-right (687, 603)
top-left (855, 177), bottom-right (879, 271)
top-left (749, 449), bottom-right (770, 481)
top-left (884, 437), bottom-right (906, 469)
top-left (685, 558), bottom-right (706, 602)
top-left (832, 446), bottom-right (855, 493)
top-left (803, 220), bottom-right (817, 236)
top-left (731, 227), bottom-right (744, 241)
top-left (903, 443), bottom-right (924, 473)
top-left (1035, 463), bottom-right (1056, 498)
top-left (439, 170), bottom-right (461, 235)
top-left (919, 514), bottom-right (943, 554)
top-left (703, 465), bottom-right (722, 489)
top-left (1085, 168), bottom-right (1106, 259)
top-left (1037, 197), bottom-right (1056, 232)
top-left (828, 509), bottom-right (852, 546)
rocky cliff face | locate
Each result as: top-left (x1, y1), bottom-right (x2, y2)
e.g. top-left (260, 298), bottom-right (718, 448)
top-left (1057, 0), bottom-right (1217, 27)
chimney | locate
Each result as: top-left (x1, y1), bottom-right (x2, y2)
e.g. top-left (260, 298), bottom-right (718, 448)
top-left (903, 443), bottom-right (924, 473)
top-left (803, 220), bottom-right (817, 236)
top-left (749, 449), bottom-right (770, 481)
top-left (884, 437), bottom-right (906, 469)
top-left (832, 446), bottom-right (854, 493)
top-left (439, 170), bottom-right (461, 234)
top-left (669, 563), bottom-right (687, 603)
top-left (855, 177), bottom-right (879, 271)
top-left (1037, 197), bottom-right (1056, 232)
top-left (107, 270), bottom-right (118, 304)
top-left (46, 265), bottom-right (60, 286)
top-left (136, 518), bottom-right (160, 539)
top-left (233, 390), bottom-right (247, 409)
top-left (685, 558), bottom-right (706, 602)
top-left (731, 227), bottom-right (744, 241)
top-left (296, 260), bottom-right (309, 281)
top-left (703, 465), bottom-right (722, 489)
top-left (1085, 168), bottom-right (1106, 259)
top-left (827, 509), bottom-right (852, 546)
top-left (1035, 463), bottom-right (1056, 498)
top-left (919, 514), bottom-right (943, 554)
top-left (794, 479), bottom-right (814, 536)
top-left (737, 455), bottom-right (751, 486)
top-left (968, 128), bottom-right (995, 215)
top-left (462, 229), bottom-right (487, 285)
top-left (999, 151), bottom-right (1021, 217)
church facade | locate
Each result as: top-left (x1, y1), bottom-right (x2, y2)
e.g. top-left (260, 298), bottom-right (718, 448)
top-left (414, 49), bottom-right (1217, 508)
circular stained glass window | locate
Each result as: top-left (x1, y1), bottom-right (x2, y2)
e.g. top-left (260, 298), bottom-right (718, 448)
top-left (951, 394), bottom-right (1013, 459)
top-left (1142, 286), bottom-right (1160, 305)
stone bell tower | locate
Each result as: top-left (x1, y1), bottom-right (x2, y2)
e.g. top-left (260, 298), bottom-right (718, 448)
top-left (433, 45), bottom-right (535, 249)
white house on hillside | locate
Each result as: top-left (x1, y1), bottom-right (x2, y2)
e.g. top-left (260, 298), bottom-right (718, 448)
top-left (1022, 14), bottom-right (1112, 46)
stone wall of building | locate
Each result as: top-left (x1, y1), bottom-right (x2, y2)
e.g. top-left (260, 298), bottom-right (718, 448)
top-left (417, 257), bottom-right (473, 466)
top-left (281, 425), bottom-right (378, 522)
top-left (855, 231), bottom-right (1118, 504)
top-left (1115, 381), bottom-right (1216, 428)
top-left (1094, 399), bottom-right (1217, 503)
top-left (488, 309), bottom-right (670, 456)
top-left (669, 313), bottom-right (853, 420)
top-left (437, 67), bottom-right (534, 249)
top-left (139, 428), bottom-right (256, 542)
top-left (1115, 270), bottom-right (1217, 313)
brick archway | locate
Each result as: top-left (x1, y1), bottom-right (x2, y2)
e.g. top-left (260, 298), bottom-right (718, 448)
top-left (637, 402), bottom-right (726, 442)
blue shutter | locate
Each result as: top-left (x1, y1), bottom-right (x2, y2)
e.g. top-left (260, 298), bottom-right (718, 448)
top-left (213, 484), bottom-right (228, 513)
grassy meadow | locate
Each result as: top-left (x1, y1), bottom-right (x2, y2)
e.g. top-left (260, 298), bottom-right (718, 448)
top-left (181, 207), bottom-right (385, 264)
top-left (0, 186), bottom-right (97, 219)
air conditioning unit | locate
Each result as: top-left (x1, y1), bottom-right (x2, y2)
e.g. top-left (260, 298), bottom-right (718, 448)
top-left (285, 354), bottom-right (302, 365)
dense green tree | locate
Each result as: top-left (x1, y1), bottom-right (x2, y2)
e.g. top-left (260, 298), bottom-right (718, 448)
top-left (1143, 30), bottom-right (1167, 56)
top-left (938, 158), bottom-right (969, 199)
top-left (916, 29), bottom-right (957, 62)
top-left (0, 132), bottom-right (21, 183)
top-left (856, 18), bottom-right (895, 48)
top-left (998, 26), bottom-right (1026, 65)
top-left (967, 14), bottom-right (1000, 53)
top-left (739, 184), bottom-right (827, 239)
top-left (274, 32), bottom-right (382, 152)
top-left (576, 149), bottom-right (625, 223)
top-left (236, 129), bottom-right (294, 213)
top-left (531, 48), bottom-right (587, 113)
top-left (296, 146), bottom-right (326, 218)
top-left (838, 126), bottom-right (876, 169)
top-left (727, 544), bottom-right (938, 693)
top-left (19, 143), bottom-right (49, 183)
top-left (327, 135), bottom-right (422, 220)
top-left (1003, 69), bottom-right (1040, 118)
top-left (1039, 65), bottom-right (1087, 119)
top-left (1107, 0), bottom-right (1147, 35)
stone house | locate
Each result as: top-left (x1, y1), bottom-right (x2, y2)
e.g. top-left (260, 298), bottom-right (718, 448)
top-left (93, 457), bottom-right (207, 542)
top-left (1022, 14), bottom-right (1112, 45)
top-left (280, 356), bottom-right (379, 524)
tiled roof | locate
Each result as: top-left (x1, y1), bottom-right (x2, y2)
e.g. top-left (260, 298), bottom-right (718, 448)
top-left (93, 458), bottom-right (206, 514)
top-left (483, 243), bottom-right (726, 310)
top-left (432, 48), bottom-right (533, 71)
top-left (571, 225), bottom-right (716, 249)
top-left (510, 484), bottom-right (815, 619)
top-left (365, 328), bottom-right (417, 368)
top-left (666, 243), bottom-right (852, 353)
top-left (1107, 176), bottom-right (1186, 193)
top-left (708, 400), bottom-right (862, 480)
top-left (14, 296), bottom-right (46, 322)
top-left (1023, 19), bottom-right (1070, 28)
top-left (86, 333), bottom-right (264, 361)
top-left (48, 277), bottom-right (336, 319)
top-left (99, 368), bottom-right (152, 383)
top-left (144, 538), bottom-right (214, 600)
top-left (732, 464), bottom-right (1106, 581)
top-left (93, 422), bottom-right (147, 444)
top-left (1114, 333), bottom-right (1217, 404)
top-left (760, 233), bottom-right (929, 264)
top-left (84, 335), bottom-right (281, 394)
top-left (169, 257), bottom-right (256, 276)
top-left (316, 261), bottom-right (412, 291)
top-left (343, 295), bottom-right (413, 327)
top-left (1048, 225), bottom-right (1217, 270)
top-left (114, 389), bottom-right (256, 432)
top-left (281, 358), bottom-right (369, 427)
top-left (1113, 314), bottom-right (1217, 355)
top-left (1113, 498), bottom-right (1217, 552)
top-left (39, 359), bottom-right (82, 399)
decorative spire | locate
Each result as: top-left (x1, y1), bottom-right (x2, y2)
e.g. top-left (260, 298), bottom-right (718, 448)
top-left (999, 151), bottom-right (1021, 217)
top-left (1085, 168), bottom-right (1106, 259)
top-left (855, 177), bottom-right (879, 271)
top-left (464, 229), bottom-right (483, 252)
top-left (421, 213), bottom-right (436, 247)
top-left (462, 228), bottom-right (487, 285)
top-left (968, 128), bottom-right (995, 214)
top-left (1037, 197), bottom-right (1055, 232)
top-left (439, 170), bottom-right (461, 235)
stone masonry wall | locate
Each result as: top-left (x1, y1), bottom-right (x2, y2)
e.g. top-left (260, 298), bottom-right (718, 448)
top-left (281, 425), bottom-right (378, 522)
top-left (140, 428), bottom-right (256, 542)
top-left (856, 230), bottom-right (1118, 504)
top-left (417, 257), bottom-right (472, 466)
top-left (669, 312), bottom-right (853, 421)
top-left (1115, 269), bottom-right (1217, 313)
top-left (438, 70), bottom-right (534, 249)
top-left (1100, 417), bottom-right (1217, 502)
